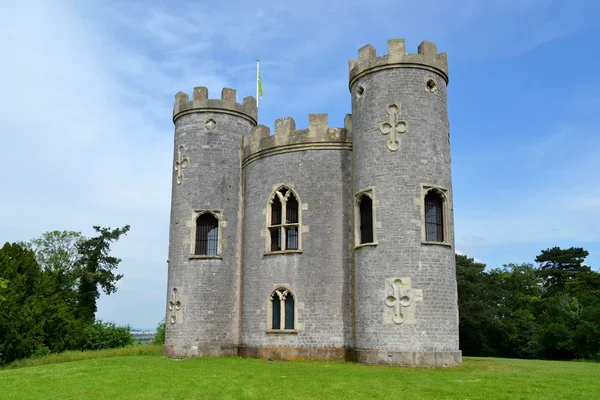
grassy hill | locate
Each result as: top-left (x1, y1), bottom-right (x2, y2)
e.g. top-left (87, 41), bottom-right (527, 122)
top-left (1, 348), bottom-right (598, 399)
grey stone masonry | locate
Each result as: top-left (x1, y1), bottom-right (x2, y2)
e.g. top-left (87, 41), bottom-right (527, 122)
top-left (165, 87), bottom-right (256, 358)
top-left (240, 115), bottom-right (352, 351)
top-left (350, 39), bottom-right (460, 364)
top-left (164, 38), bottom-right (461, 366)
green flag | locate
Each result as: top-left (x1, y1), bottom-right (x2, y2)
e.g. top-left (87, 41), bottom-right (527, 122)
top-left (258, 70), bottom-right (264, 99)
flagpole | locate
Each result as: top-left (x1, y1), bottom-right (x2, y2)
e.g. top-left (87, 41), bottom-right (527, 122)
top-left (256, 60), bottom-right (260, 110)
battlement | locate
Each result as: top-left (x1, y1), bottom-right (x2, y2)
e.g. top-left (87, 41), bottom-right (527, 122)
top-left (348, 39), bottom-right (448, 88)
top-left (173, 87), bottom-right (257, 125)
top-left (241, 114), bottom-right (353, 168)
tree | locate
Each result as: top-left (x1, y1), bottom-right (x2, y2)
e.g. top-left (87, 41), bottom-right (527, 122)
top-left (24, 230), bottom-right (84, 308)
top-left (75, 225), bottom-right (130, 323)
top-left (535, 247), bottom-right (590, 295)
top-left (456, 254), bottom-right (506, 356)
top-left (0, 277), bottom-right (7, 301)
top-left (0, 243), bottom-right (46, 364)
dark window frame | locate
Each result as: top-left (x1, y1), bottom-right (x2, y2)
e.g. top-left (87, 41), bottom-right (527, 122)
top-left (194, 212), bottom-right (220, 256)
top-left (424, 189), bottom-right (445, 243)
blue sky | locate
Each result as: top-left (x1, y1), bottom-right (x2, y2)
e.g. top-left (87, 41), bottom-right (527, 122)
top-left (1, 0), bottom-right (599, 329)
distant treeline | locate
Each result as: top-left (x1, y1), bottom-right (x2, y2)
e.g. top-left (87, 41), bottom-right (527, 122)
top-left (457, 247), bottom-right (600, 360)
top-left (0, 228), bottom-right (132, 365)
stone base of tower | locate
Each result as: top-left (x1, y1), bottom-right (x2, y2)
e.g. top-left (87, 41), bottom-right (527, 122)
top-left (238, 346), bottom-right (350, 361)
top-left (350, 349), bottom-right (462, 367)
top-left (162, 344), bottom-right (237, 359)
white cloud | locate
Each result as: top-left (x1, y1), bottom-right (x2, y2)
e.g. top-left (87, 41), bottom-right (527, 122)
top-left (1, 0), bottom-right (599, 327)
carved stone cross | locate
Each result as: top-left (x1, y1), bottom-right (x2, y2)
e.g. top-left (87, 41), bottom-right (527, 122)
top-left (379, 104), bottom-right (408, 151)
top-left (385, 278), bottom-right (411, 324)
top-left (384, 277), bottom-right (422, 325)
top-left (174, 145), bottom-right (189, 185)
top-left (169, 287), bottom-right (182, 324)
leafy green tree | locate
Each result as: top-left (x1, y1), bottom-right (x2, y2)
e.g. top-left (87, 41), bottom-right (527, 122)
top-left (24, 231), bottom-right (84, 309)
top-left (536, 247), bottom-right (590, 295)
top-left (75, 225), bottom-right (130, 323)
top-left (0, 277), bottom-right (7, 301)
top-left (456, 254), bottom-right (506, 356)
top-left (152, 319), bottom-right (166, 346)
top-left (0, 243), bottom-right (46, 364)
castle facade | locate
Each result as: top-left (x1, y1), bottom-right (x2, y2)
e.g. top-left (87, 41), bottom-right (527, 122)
top-left (164, 38), bottom-right (461, 367)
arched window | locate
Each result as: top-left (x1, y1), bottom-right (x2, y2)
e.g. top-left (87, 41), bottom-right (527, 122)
top-left (267, 186), bottom-right (301, 252)
top-left (424, 190), bottom-right (444, 242)
top-left (195, 213), bottom-right (219, 255)
top-left (270, 288), bottom-right (295, 330)
top-left (358, 194), bottom-right (374, 244)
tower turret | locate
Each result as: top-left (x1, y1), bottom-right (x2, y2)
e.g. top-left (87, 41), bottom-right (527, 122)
top-left (349, 39), bottom-right (461, 366)
top-left (164, 87), bottom-right (257, 357)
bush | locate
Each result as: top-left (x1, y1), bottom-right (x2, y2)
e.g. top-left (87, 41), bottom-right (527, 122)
top-left (152, 319), bottom-right (165, 346)
top-left (82, 320), bottom-right (133, 350)
top-left (32, 346), bottom-right (51, 358)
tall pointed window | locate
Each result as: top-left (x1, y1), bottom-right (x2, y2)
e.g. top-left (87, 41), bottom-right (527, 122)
top-left (269, 288), bottom-right (295, 331)
top-left (358, 194), bottom-right (374, 245)
top-left (195, 213), bottom-right (219, 255)
top-left (267, 186), bottom-right (301, 253)
top-left (424, 190), bottom-right (444, 242)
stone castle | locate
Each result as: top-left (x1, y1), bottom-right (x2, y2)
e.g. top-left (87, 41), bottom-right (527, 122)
top-left (164, 38), bottom-right (462, 367)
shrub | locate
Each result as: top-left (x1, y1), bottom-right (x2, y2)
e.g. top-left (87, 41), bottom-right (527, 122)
top-left (82, 320), bottom-right (133, 350)
top-left (32, 346), bottom-right (51, 358)
top-left (152, 319), bottom-right (165, 345)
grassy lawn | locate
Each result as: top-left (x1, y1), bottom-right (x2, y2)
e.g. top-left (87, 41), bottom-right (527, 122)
top-left (1, 351), bottom-right (599, 399)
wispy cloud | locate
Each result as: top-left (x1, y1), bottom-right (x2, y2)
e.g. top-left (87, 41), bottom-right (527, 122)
top-left (1, 0), bottom-right (599, 327)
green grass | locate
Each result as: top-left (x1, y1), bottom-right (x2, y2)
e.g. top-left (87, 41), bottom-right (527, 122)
top-left (1, 352), bottom-right (599, 399)
top-left (1, 345), bottom-right (162, 370)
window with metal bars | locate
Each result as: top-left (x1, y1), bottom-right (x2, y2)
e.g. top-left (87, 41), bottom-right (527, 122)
top-left (268, 186), bottom-right (300, 252)
top-left (270, 288), bottom-right (295, 330)
top-left (424, 190), bottom-right (444, 242)
top-left (195, 213), bottom-right (219, 255)
top-left (359, 195), bottom-right (374, 244)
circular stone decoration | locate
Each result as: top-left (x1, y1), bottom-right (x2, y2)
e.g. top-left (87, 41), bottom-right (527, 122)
top-left (385, 296), bottom-right (396, 307)
top-left (426, 79), bottom-right (437, 93)
top-left (205, 118), bottom-right (217, 131)
top-left (392, 313), bottom-right (405, 324)
top-left (400, 295), bottom-right (411, 307)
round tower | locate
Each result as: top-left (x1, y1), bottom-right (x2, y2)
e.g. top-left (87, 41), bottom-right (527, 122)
top-left (349, 39), bottom-right (461, 366)
top-left (164, 87), bottom-right (257, 358)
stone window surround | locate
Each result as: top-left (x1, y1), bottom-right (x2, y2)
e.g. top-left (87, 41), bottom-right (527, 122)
top-left (264, 184), bottom-right (303, 255)
top-left (189, 209), bottom-right (225, 259)
top-left (354, 187), bottom-right (378, 249)
top-left (419, 184), bottom-right (451, 247)
top-left (265, 285), bottom-right (300, 334)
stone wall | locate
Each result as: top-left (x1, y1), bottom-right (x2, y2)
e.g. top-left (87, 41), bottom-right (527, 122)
top-left (240, 116), bottom-right (353, 350)
top-left (350, 40), bottom-right (461, 364)
top-left (165, 88), bottom-right (256, 357)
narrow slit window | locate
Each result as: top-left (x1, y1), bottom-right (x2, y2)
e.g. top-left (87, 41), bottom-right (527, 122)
top-left (270, 227), bottom-right (282, 252)
top-left (284, 294), bottom-right (295, 329)
top-left (271, 196), bottom-right (282, 225)
top-left (286, 193), bottom-right (298, 224)
top-left (425, 191), bottom-right (444, 242)
top-left (195, 213), bottom-right (219, 255)
top-left (271, 294), bottom-right (281, 330)
top-left (359, 195), bottom-right (374, 244)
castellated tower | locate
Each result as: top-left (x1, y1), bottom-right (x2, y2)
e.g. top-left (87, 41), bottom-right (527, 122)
top-left (164, 38), bottom-right (461, 367)
top-left (164, 87), bottom-right (257, 357)
top-left (349, 39), bottom-right (461, 365)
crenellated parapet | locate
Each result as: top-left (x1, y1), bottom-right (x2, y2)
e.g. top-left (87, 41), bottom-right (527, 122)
top-left (348, 39), bottom-right (448, 89)
top-left (173, 86), bottom-right (258, 125)
top-left (241, 114), bottom-right (353, 168)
